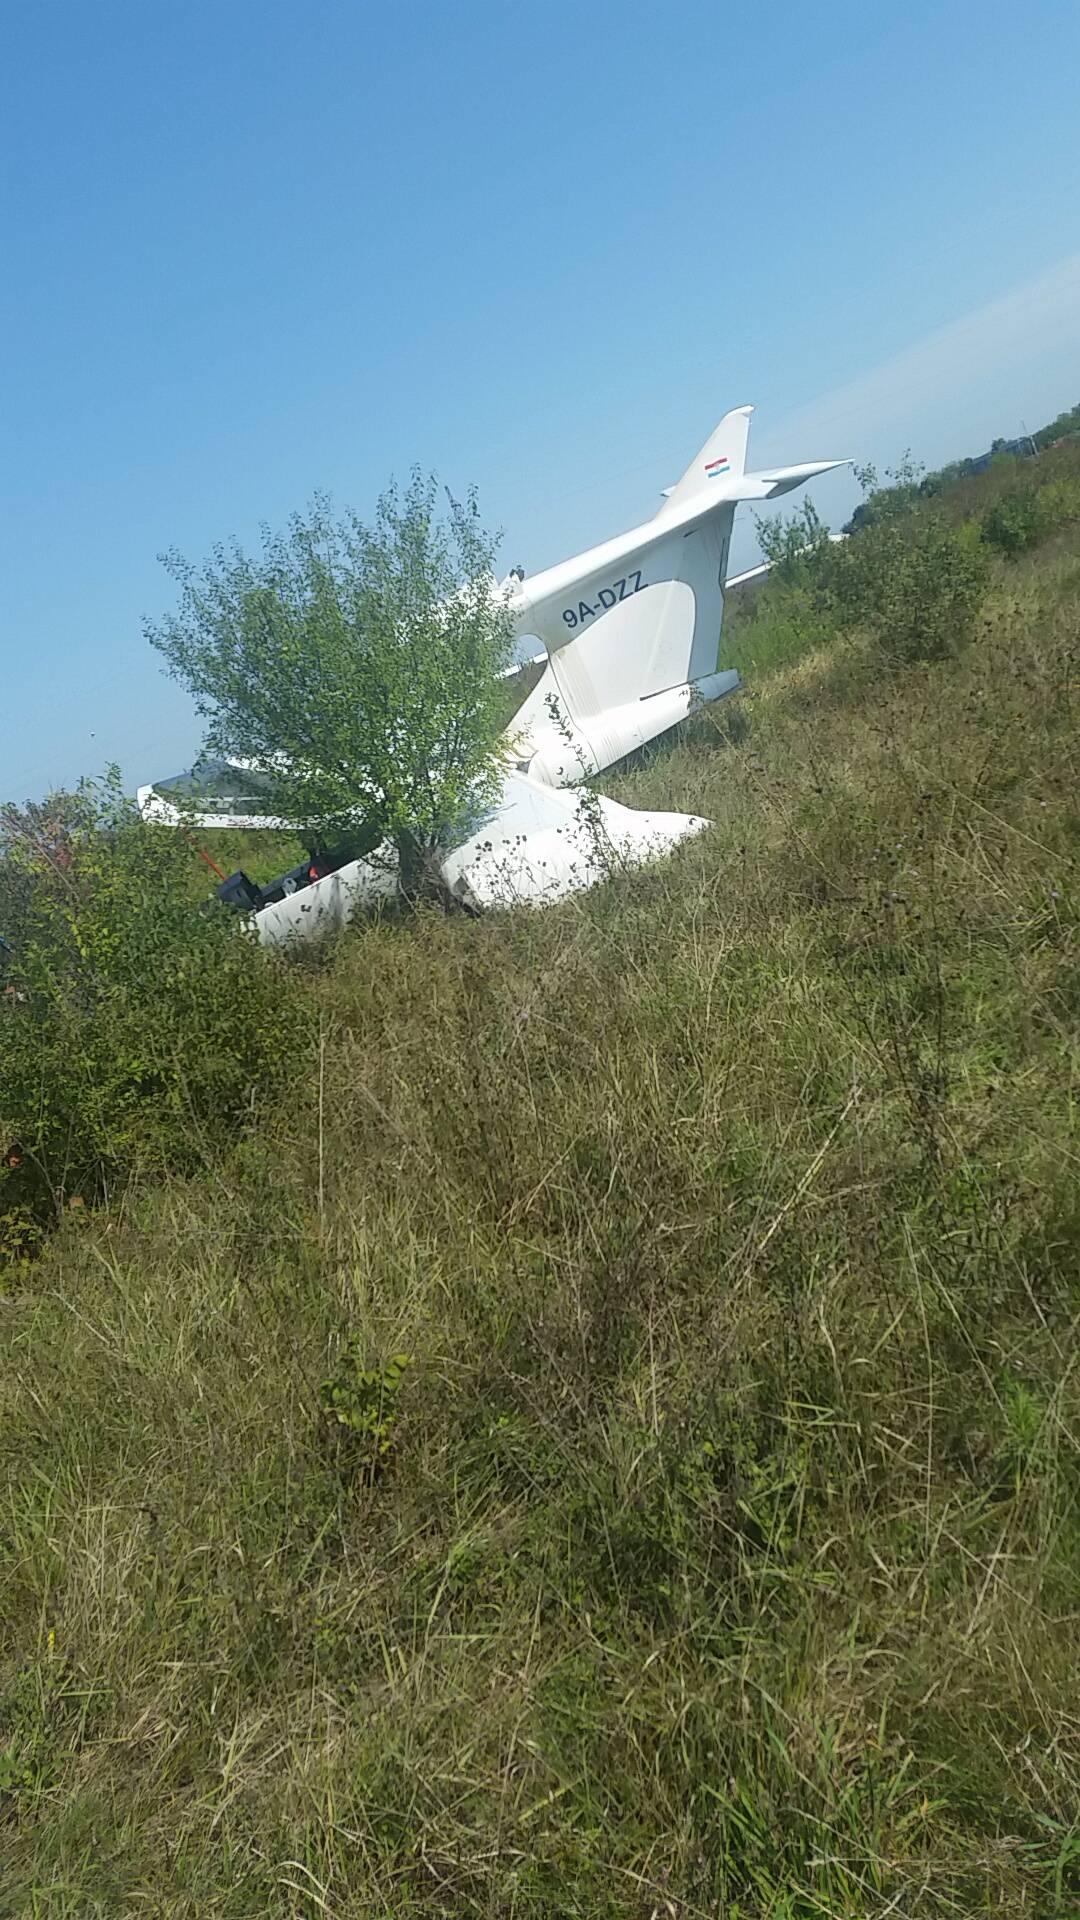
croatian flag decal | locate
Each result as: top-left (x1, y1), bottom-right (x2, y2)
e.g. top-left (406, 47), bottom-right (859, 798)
top-left (704, 455), bottom-right (730, 478)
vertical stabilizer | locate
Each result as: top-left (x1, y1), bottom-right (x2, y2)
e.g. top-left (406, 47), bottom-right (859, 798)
top-left (658, 404), bottom-right (753, 516)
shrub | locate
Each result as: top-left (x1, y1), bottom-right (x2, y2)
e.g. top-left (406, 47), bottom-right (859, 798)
top-left (981, 475), bottom-right (1080, 559)
top-left (743, 489), bottom-right (990, 682)
top-left (0, 772), bottom-right (295, 1214)
top-left (823, 511), bottom-right (989, 663)
top-left (754, 497), bottom-right (832, 584)
top-left (724, 580), bottom-right (842, 680)
top-left (1038, 475), bottom-right (1080, 524)
top-left (843, 452), bottom-right (927, 533)
top-left (981, 485), bottom-right (1046, 557)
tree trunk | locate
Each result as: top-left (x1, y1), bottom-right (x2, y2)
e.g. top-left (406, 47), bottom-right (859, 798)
top-left (394, 829), bottom-right (477, 915)
top-left (395, 828), bottom-right (448, 909)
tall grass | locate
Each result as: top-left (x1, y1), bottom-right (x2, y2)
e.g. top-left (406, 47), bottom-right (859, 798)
top-left (1, 533), bottom-right (1078, 1913)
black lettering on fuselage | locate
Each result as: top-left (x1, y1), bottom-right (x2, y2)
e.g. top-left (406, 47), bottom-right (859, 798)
top-left (560, 570), bottom-right (647, 630)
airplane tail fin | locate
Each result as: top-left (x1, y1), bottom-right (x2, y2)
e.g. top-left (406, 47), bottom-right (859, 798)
top-left (658, 404), bottom-right (754, 515)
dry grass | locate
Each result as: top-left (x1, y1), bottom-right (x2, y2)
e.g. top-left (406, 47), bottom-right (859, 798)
top-left (1, 536), bottom-right (1078, 1915)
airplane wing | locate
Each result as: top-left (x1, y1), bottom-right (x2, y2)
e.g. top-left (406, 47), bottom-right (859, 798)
top-left (136, 757), bottom-right (294, 832)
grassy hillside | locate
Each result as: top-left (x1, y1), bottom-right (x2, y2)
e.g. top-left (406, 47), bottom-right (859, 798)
top-left (2, 493), bottom-right (1079, 1912)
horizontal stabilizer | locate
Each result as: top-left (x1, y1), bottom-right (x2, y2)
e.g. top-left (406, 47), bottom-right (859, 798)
top-left (727, 458), bottom-right (849, 500)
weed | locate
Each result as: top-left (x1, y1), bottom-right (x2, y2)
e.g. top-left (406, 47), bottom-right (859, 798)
top-left (319, 1345), bottom-right (413, 1477)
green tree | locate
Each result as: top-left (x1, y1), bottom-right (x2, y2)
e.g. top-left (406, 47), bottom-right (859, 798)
top-left (146, 474), bottom-right (515, 901)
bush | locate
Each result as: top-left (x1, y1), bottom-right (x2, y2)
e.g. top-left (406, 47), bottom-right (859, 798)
top-left (0, 773), bottom-right (295, 1215)
top-left (842, 452), bottom-right (926, 533)
top-left (981, 485), bottom-right (1046, 557)
top-left (740, 491), bottom-right (990, 683)
top-left (754, 497), bottom-right (833, 584)
top-left (724, 581), bottom-right (842, 680)
top-left (822, 511), bottom-right (989, 663)
top-left (982, 476), bottom-right (1080, 558)
top-left (1037, 474), bottom-right (1080, 525)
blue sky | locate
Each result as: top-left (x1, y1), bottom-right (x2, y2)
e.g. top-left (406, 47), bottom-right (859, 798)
top-left (3, 0), bottom-right (1080, 800)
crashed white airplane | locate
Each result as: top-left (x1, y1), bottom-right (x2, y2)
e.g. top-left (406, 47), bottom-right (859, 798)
top-left (139, 406), bottom-right (846, 939)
